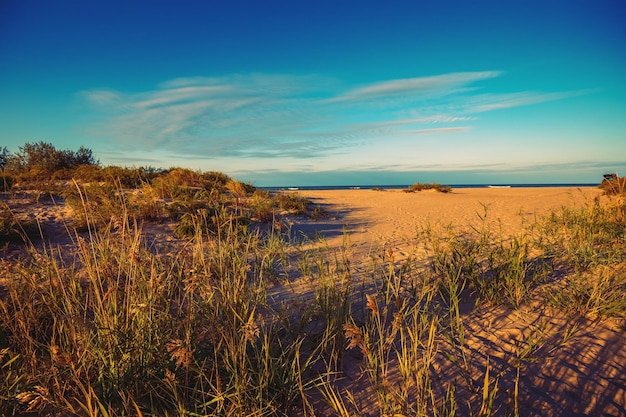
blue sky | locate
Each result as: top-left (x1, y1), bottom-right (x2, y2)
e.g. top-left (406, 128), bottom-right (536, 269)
top-left (1, 0), bottom-right (625, 186)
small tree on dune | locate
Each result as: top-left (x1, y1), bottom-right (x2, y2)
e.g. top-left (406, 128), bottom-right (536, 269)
top-left (0, 147), bottom-right (9, 171)
top-left (9, 141), bottom-right (98, 180)
top-left (0, 146), bottom-right (11, 191)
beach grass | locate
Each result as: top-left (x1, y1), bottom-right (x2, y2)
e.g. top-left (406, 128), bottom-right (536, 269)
top-left (405, 182), bottom-right (452, 193)
top-left (0, 172), bottom-right (624, 416)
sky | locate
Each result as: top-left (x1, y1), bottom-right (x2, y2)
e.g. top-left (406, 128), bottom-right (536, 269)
top-left (1, 0), bottom-right (625, 186)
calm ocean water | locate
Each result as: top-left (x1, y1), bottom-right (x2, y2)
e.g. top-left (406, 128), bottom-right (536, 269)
top-left (260, 183), bottom-right (599, 191)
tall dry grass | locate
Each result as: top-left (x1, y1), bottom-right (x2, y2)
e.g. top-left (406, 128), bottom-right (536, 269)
top-left (0, 181), bottom-right (624, 416)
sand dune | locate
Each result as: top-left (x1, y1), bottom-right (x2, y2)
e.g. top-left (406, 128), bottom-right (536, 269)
top-left (284, 186), bottom-right (625, 417)
top-left (3, 186), bottom-right (623, 416)
top-left (287, 186), bottom-right (604, 268)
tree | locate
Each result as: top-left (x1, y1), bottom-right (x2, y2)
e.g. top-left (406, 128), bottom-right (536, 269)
top-left (0, 147), bottom-right (9, 171)
top-left (18, 141), bottom-right (61, 174)
top-left (72, 146), bottom-right (98, 166)
top-left (0, 147), bottom-right (13, 191)
top-left (12, 141), bottom-right (98, 176)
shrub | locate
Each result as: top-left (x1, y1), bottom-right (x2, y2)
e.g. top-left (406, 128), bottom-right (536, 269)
top-left (173, 206), bottom-right (220, 238)
top-left (202, 170), bottom-right (230, 191)
top-left (406, 182), bottom-right (452, 193)
top-left (101, 166), bottom-right (161, 189)
top-left (225, 179), bottom-right (255, 198)
top-left (272, 192), bottom-right (310, 214)
top-left (153, 169), bottom-right (232, 200)
top-left (63, 183), bottom-right (125, 229)
top-left (71, 164), bottom-right (104, 183)
top-left (247, 192), bottom-right (313, 223)
top-left (126, 184), bottom-right (167, 221)
top-left (152, 168), bottom-right (205, 199)
top-left (599, 175), bottom-right (626, 196)
top-left (249, 192), bottom-right (275, 222)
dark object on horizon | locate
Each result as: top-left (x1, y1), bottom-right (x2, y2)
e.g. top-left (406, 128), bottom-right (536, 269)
top-left (599, 173), bottom-right (625, 195)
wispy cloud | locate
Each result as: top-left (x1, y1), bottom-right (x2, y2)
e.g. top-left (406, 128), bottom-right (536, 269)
top-left (404, 127), bottom-right (470, 135)
top-left (355, 115), bottom-right (474, 128)
top-left (465, 89), bottom-right (597, 113)
top-left (332, 71), bottom-right (501, 102)
top-left (79, 71), bottom-right (591, 166)
top-left (82, 74), bottom-right (330, 156)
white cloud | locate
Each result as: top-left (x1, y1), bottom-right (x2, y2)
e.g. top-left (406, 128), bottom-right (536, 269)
top-left (356, 115), bottom-right (473, 128)
top-left (133, 86), bottom-right (235, 109)
top-left (81, 89), bottom-right (125, 108)
top-left (79, 71), bottom-right (590, 167)
top-left (404, 127), bottom-right (470, 135)
top-left (466, 89), bottom-right (596, 113)
top-left (332, 71), bottom-right (501, 102)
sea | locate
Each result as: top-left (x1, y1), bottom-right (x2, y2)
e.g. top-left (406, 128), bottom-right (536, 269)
top-left (260, 183), bottom-right (599, 192)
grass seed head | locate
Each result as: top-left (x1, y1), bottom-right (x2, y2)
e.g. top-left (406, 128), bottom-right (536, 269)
top-left (166, 339), bottom-right (193, 370)
top-left (366, 294), bottom-right (379, 315)
top-left (240, 315), bottom-right (260, 344)
top-left (16, 385), bottom-right (51, 412)
top-left (344, 323), bottom-right (368, 354)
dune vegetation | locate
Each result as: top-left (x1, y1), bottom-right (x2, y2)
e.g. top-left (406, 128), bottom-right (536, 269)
top-left (404, 182), bottom-right (453, 193)
top-left (0, 143), bottom-right (624, 416)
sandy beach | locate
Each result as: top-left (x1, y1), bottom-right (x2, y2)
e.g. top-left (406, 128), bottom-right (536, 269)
top-left (284, 186), bottom-right (625, 416)
top-left (289, 186), bottom-right (604, 255)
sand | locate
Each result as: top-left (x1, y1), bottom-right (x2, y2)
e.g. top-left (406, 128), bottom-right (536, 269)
top-left (286, 186), bottom-right (604, 268)
top-left (295, 186), bottom-right (601, 238)
top-left (283, 186), bottom-right (625, 417)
